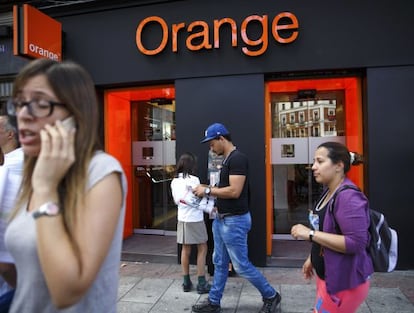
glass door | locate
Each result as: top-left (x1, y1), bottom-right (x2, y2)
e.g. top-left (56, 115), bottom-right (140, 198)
top-left (130, 93), bottom-right (177, 234)
top-left (104, 86), bottom-right (176, 237)
top-left (271, 90), bottom-right (345, 235)
top-left (266, 77), bottom-right (364, 242)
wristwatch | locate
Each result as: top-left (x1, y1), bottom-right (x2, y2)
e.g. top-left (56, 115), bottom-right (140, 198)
top-left (309, 230), bottom-right (315, 242)
top-left (204, 187), bottom-right (211, 196)
top-left (32, 202), bottom-right (60, 219)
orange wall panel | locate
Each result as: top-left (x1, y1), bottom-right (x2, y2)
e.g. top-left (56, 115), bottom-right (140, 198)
top-left (104, 86), bottom-right (175, 237)
top-left (105, 93), bottom-right (133, 238)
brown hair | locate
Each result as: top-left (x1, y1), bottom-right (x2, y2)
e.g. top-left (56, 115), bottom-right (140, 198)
top-left (11, 59), bottom-right (101, 253)
top-left (175, 152), bottom-right (197, 178)
top-left (317, 141), bottom-right (363, 173)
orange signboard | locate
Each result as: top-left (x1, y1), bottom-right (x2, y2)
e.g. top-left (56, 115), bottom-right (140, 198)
top-left (136, 12), bottom-right (299, 57)
top-left (13, 4), bottom-right (62, 61)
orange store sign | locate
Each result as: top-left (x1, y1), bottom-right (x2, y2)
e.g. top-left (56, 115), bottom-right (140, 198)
top-left (13, 4), bottom-right (62, 61)
top-left (136, 12), bottom-right (299, 57)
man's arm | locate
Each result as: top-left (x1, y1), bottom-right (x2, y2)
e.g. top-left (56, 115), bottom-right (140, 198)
top-left (194, 174), bottom-right (245, 199)
top-left (211, 175), bottom-right (245, 199)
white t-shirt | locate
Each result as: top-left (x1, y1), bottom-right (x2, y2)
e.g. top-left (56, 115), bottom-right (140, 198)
top-left (170, 173), bottom-right (205, 222)
top-left (5, 151), bottom-right (127, 313)
top-left (3, 148), bottom-right (24, 177)
top-left (0, 147), bottom-right (23, 263)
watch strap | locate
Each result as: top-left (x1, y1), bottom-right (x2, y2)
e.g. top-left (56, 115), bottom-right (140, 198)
top-left (205, 187), bottom-right (211, 196)
top-left (32, 202), bottom-right (60, 219)
top-left (309, 230), bottom-right (315, 242)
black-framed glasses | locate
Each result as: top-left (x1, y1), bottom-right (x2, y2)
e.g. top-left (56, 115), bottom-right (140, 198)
top-left (7, 98), bottom-right (66, 118)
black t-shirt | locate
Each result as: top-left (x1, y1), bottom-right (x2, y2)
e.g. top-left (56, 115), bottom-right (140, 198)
top-left (310, 190), bottom-right (329, 280)
top-left (216, 149), bottom-right (249, 215)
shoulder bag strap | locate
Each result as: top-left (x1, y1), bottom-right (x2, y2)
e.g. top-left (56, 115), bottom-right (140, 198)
top-left (330, 184), bottom-right (360, 234)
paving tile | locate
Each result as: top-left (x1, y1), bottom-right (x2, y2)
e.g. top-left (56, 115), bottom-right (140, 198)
top-left (118, 275), bottom-right (142, 300)
top-left (119, 261), bottom-right (172, 278)
top-left (236, 293), bottom-right (262, 313)
top-left (118, 301), bottom-right (153, 313)
top-left (117, 261), bottom-right (414, 313)
top-left (280, 284), bottom-right (315, 313)
top-left (122, 277), bottom-right (173, 304)
top-left (365, 287), bottom-right (414, 313)
top-left (150, 280), bottom-right (200, 312)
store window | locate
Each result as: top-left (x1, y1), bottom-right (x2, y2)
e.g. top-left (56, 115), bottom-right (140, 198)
top-left (265, 77), bottom-right (364, 251)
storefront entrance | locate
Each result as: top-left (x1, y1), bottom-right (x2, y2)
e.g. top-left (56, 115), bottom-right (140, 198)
top-left (105, 86), bottom-right (176, 236)
top-left (265, 77), bottom-right (364, 256)
top-left (106, 77), bottom-right (364, 256)
top-left (131, 99), bottom-right (176, 233)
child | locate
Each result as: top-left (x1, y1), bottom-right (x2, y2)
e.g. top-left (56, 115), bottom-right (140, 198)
top-left (170, 153), bottom-right (210, 294)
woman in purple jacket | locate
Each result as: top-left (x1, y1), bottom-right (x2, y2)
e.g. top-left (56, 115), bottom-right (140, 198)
top-left (291, 142), bottom-right (374, 313)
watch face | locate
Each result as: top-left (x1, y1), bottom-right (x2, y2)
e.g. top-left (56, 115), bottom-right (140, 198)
top-left (46, 203), bottom-right (59, 215)
top-left (33, 202), bottom-right (60, 219)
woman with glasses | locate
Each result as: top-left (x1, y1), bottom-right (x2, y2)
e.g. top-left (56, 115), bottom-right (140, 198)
top-left (4, 58), bottom-right (127, 313)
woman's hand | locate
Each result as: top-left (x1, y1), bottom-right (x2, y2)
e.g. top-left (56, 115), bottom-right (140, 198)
top-left (302, 256), bottom-right (314, 280)
top-left (291, 224), bottom-right (347, 253)
top-left (290, 223), bottom-right (311, 241)
top-left (32, 121), bottom-right (76, 194)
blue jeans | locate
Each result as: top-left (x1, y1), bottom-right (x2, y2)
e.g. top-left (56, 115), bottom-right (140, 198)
top-left (0, 289), bottom-right (14, 313)
top-left (208, 212), bottom-right (275, 305)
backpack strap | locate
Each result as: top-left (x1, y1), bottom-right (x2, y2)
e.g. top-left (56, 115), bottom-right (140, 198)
top-left (329, 184), bottom-right (361, 234)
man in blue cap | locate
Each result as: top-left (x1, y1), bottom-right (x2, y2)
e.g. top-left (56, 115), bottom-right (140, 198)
top-left (192, 123), bottom-right (281, 313)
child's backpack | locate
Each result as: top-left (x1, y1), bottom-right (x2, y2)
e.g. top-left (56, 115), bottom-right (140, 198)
top-left (330, 185), bottom-right (398, 272)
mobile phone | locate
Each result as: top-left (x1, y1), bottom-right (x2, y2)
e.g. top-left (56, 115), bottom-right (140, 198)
top-left (61, 116), bottom-right (76, 131)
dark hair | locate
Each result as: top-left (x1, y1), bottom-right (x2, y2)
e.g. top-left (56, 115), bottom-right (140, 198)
top-left (221, 134), bottom-right (232, 142)
top-left (317, 141), bottom-right (363, 173)
top-left (176, 152), bottom-right (197, 178)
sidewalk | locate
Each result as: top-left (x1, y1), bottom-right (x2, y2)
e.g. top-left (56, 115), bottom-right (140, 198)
top-left (117, 261), bottom-right (414, 313)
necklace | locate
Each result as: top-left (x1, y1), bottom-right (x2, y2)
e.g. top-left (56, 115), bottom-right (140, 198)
top-left (315, 177), bottom-right (345, 211)
top-left (222, 147), bottom-right (236, 165)
top-left (315, 191), bottom-right (329, 212)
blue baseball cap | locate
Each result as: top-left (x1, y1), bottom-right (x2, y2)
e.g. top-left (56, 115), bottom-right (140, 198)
top-left (201, 123), bottom-right (230, 143)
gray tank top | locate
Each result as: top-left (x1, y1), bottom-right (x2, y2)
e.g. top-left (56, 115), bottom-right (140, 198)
top-left (4, 151), bottom-right (127, 313)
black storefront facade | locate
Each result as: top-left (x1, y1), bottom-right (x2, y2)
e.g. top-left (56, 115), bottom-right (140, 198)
top-left (1, 0), bottom-right (414, 269)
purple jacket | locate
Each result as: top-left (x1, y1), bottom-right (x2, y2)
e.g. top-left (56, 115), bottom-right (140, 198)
top-left (323, 178), bottom-right (374, 294)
